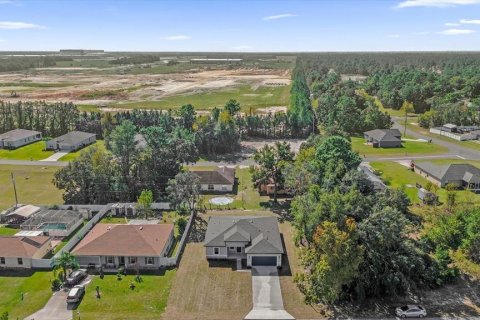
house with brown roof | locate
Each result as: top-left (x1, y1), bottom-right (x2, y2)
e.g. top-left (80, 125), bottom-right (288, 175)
top-left (193, 166), bottom-right (236, 193)
top-left (72, 224), bottom-right (174, 270)
top-left (0, 236), bottom-right (51, 269)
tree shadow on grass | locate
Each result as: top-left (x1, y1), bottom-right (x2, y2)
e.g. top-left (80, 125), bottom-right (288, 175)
top-left (188, 216), bottom-right (207, 243)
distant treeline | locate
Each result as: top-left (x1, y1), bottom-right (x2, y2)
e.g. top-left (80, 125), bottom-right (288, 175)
top-left (0, 56), bottom-right (73, 72)
top-left (299, 53), bottom-right (480, 124)
top-left (0, 101), bottom-right (79, 137)
top-left (109, 55), bottom-right (160, 65)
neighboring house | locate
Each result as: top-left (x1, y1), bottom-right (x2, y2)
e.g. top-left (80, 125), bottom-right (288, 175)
top-left (414, 162), bottom-right (480, 192)
top-left (0, 129), bottom-right (42, 149)
top-left (72, 224), bottom-right (174, 270)
top-left (46, 131), bottom-right (96, 151)
top-left (256, 177), bottom-right (290, 196)
top-left (0, 236), bottom-right (51, 269)
top-left (204, 216), bottom-right (284, 268)
top-left (1, 205), bottom-right (41, 226)
top-left (193, 167), bottom-right (235, 193)
top-left (358, 163), bottom-right (387, 191)
top-left (364, 129), bottom-right (402, 148)
top-left (430, 123), bottom-right (480, 141)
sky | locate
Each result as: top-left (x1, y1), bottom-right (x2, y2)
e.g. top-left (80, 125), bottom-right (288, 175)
top-left (1, 0), bottom-right (480, 52)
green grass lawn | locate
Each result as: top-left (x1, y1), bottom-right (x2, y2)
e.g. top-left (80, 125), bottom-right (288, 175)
top-left (370, 161), bottom-right (480, 206)
top-left (113, 84), bottom-right (290, 111)
top-left (0, 226), bottom-right (19, 236)
top-left (0, 271), bottom-right (54, 319)
top-left (0, 141), bottom-right (53, 160)
top-left (58, 140), bottom-right (106, 162)
top-left (0, 165), bottom-right (63, 210)
top-left (78, 271), bottom-right (175, 320)
top-left (351, 137), bottom-right (448, 156)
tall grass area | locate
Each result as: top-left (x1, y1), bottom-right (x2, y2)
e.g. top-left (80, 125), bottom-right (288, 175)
top-left (0, 165), bottom-right (63, 210)
top-left (114, 84), bottom-right (290, 111)
top-left (0, 271), bottom-right (54, 319)
top-left (58, 140), bottom-right (106, 162)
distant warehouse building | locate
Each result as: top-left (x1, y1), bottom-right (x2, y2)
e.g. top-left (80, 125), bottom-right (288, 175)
top-left (46, 131), bottom-right (96, 151)
top-left (0, 129), bottom-right (42, 149)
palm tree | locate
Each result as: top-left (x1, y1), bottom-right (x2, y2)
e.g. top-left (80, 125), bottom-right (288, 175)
top-left (54, 251), bottom-right (79, 282)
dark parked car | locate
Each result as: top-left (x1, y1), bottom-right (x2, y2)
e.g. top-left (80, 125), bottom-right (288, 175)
top-left (66, 285), bottom-right (85, 304)
top-left (65, 269), bottom-right (87, 286)
top-left (395, 305), bottom-right (427, 318)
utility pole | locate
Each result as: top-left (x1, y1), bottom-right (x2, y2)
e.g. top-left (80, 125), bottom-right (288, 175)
top-left (11, 172), bottom-right (18, 208)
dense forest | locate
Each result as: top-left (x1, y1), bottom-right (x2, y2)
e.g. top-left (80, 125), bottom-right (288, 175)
top-left (299, 52), bottom-right (480, 128)
top-left (0, 56), bottom-right (72, 72)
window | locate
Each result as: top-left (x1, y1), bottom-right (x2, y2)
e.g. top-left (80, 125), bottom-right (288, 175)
top-left (229, 247), bottom-right (235, 250)
top-left (106, 256), bottom-right (114, 264)
top-left (145, 257), bottom-right (154, 265)
top-left (236, 247), bottom-right (242, 253)
top-left (0, 257), bottom-right (4, 264)
top-left (129, 257), bottom-right (137, 264)
top-left (17, 258), bottom-right (23, 265)
top-left (208, 184), bottom-right (214, 190)
top-left (214, 248), bottom-right (219, 255)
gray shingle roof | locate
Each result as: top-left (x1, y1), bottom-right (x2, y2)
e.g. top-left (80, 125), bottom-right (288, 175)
top-left (364, 129), bottom-right (402, 142)
top-left (204, 216), bottom-right (284, 254)
top-left (0, 129), bottom-right (41, 142)
top-left (48, 131), bottom-right (95, 146)
top-left (193, 167), bottom-right (235, 185)
top-left (415, 162), bottom-right (480, 184)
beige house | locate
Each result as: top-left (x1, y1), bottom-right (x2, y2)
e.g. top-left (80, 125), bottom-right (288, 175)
top-left (72, 224), bottom-right (174, 270)
top-left (0, 236), bottom-right (51, 269)
top-left (0, 129), bottom-right (42, 149)
top-left (193, 167), bottom-right (236, 193)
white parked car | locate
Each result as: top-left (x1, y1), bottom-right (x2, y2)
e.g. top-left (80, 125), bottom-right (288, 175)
top-left (395, 305), bottom-right (427, 318)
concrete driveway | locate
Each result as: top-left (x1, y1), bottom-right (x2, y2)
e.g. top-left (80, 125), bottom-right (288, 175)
top-left (24, 289), bottom-right (72, 320)
top-left (244, 266), bottom-right (294, 320)
top-left (40, 151), bottom-right (70, 162)
top-left (25, 275), bottom-right (93, 320)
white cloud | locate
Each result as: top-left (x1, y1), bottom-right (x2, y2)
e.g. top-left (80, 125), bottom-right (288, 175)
top-left (164, 35), bottom-right (190, 41)
top-left (388, 34), bottom-right (401, 38)
top-left (460, 19), bottom-right (480, 24)
top-left (232, 45), bottom-right (253, 50)
top-left (262, 13), bottom-right (297, 21)
top-left (445, 22), bottom-right (461, 26)
top-left (0, 21), bottom-right (45, 29)
top-left (396, 0), bottom-right (480, 8)
top-left (438, 28), bottom-right (476, 35)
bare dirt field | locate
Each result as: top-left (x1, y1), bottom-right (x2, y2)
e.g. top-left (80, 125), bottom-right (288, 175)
top-left (0, 68), bottom-right (291, 111)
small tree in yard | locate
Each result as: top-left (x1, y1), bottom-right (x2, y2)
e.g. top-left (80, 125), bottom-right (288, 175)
top-left (167, 171), bottom-right (201, 213)
top-left (54, 251), bottom-right (79, 282)
top-left (136, 189), bottom-right (153, 219)
top-left (400, 100), bottom-right (414, 137)
top-left (175, 216), bottom-right (188, 237)
top-left (251, 142), bottom-right (294, 203)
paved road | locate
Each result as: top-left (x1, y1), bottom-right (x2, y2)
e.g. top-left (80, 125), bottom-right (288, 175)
top-left (244, 266), bottom-right (294, 320)
top-left (0, 159), bottom-right (68, 166)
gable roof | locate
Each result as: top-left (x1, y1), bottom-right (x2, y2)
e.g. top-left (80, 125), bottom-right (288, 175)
top-left (0, 129), bottom-right (41, 142)
top-left (364, 129), bottom-right (402, 142)
top-left (0, 236), bottom-right (50, 258)
top-left (415, 162), bottom-right (480, 184)
top-left (193, 167), bottom-right (235, 185)
top-left (204, 216), bottom-right (284, 254)
top-left (72, 224), bottom-right (174, 257)
top-left (48, 131), bottom-right (95, 146)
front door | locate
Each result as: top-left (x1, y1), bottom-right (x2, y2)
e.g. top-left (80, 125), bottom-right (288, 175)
top-left (119, 256), bottom-right (125, 266)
